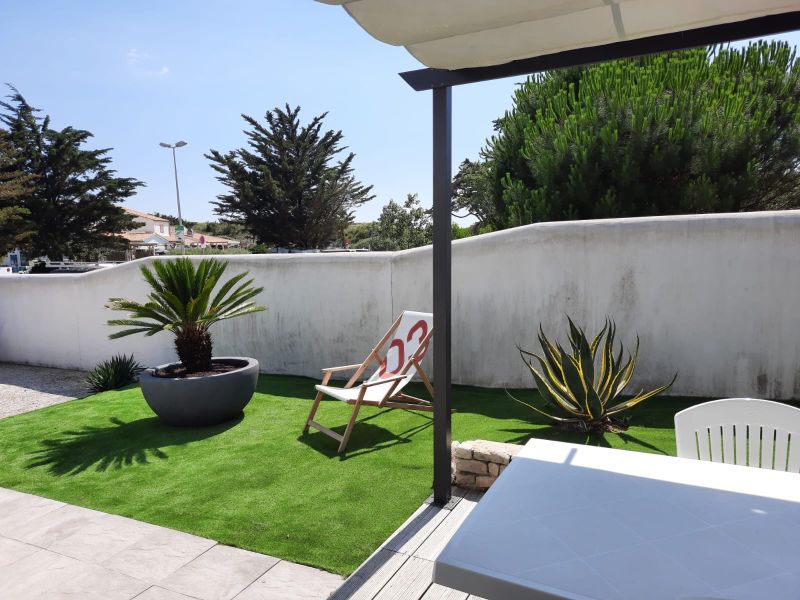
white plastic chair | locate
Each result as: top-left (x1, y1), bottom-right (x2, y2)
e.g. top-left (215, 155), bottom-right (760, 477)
top-left (303, 311), bottom-right (434, 453)
top-left (674, 398), bottom-right (800, 472)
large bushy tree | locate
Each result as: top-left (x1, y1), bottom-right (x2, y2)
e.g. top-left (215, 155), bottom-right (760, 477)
top-left (451, 158), bottom-right (498, 231)
top-left (207, 105), bottom-right (374, 249)
top-left (0, 131), bottom-right (35, 252)
top-left (353, 194), bottom-right (432, 251)
top-left (0, 88), bottom-right (142, 258)
top-left (486, 41), bottom-right (800, 227)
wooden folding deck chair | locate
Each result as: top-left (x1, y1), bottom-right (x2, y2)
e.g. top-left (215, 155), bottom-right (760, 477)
top-left (303, 310), bottom-right (434, 453)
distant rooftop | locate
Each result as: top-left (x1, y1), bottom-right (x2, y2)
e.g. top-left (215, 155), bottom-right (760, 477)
top-left (123, 207), bottom-right (168, 222)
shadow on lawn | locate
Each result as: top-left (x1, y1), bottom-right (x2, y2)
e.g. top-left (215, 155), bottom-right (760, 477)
top-left (26, 416), bottom-right (241, 476)
top-left (498, 426), bottom-right (669, 455)
top-left (299, 410), bottom-right (433, 460)
top-left (445, 384), bottom-right (706, 430)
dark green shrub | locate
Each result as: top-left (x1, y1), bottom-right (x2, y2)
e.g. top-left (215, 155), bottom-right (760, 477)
top-left (86, 354), bottom-right (144, 392)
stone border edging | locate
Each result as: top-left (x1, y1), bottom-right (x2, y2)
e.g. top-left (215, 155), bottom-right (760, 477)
top-left (451, 439), bottom-right (522, 489)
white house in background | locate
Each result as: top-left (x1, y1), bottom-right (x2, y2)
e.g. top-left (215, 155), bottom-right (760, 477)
top-left (123, 207), bottom-right (171, 237)
top-left (120, 207), bottom-right (240, 257)
top-left (120, 208), bottom-right (172, 255)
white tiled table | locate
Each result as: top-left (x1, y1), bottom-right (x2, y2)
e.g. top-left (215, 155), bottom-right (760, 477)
top-left (434, 438), bottom-right (800, 600)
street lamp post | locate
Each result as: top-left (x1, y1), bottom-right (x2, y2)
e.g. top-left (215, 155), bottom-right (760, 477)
top-left (159, 140), bottom-right (188, 253)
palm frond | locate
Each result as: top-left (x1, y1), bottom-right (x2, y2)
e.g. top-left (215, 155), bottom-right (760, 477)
top-left (106, 258), bottom-right (267, 353)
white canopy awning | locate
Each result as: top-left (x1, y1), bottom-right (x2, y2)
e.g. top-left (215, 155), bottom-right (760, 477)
top-left (318, 0), bottom-right (800, 69)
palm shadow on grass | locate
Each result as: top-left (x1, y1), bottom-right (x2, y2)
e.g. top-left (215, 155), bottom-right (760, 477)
top-left (26, 416), bottom-right (242, 476)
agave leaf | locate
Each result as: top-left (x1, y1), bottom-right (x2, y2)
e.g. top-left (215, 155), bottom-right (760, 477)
top-left (505, 390), bottom-right (577, 422)
top-left (614, 337), bottom-right (640, 397)
top-left (566, 315), bottom-right (582, 354)
top-left (538, 325), bottom-right (565, 382)
top-left (597, 321), bottom-right (617, 403)
top-left (584, 382), bottom-right (604, 420)
top-left (605, 352), bottom-right (633, 403)
top-left (516, 345), bottom-right (570, 397)
top-left (590, 319), bottom-right (609, 359)
top-left (606, 372), bottom-right (677, 415)
top-left (560, 350), bottom-right (591, 416)
top-left (614, 334), bottom-right (624, 371)
top-left (576, 326), bottom-right (595, 387)
top-left (526, 361), bottom-right (585, 416)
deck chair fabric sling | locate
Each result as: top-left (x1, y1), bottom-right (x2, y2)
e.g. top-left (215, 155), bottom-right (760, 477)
top-left (303, 310), bottom-right (434, 453)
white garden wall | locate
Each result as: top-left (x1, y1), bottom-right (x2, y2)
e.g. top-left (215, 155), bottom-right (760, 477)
top-left (1, 210), bottom-right (799, 399)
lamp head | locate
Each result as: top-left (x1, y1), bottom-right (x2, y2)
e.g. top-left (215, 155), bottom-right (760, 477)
top-left (159, 142), bottom-right (171, 148)
top-left (174, 141), bottom-right (188, 148)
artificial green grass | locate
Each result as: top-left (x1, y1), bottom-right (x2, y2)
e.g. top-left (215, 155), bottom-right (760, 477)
top-left (0, 374), bottom-right (705, 575)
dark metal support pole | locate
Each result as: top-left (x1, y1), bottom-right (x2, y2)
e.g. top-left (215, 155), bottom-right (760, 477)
top-left (432, 85), bottom-right (452, 506)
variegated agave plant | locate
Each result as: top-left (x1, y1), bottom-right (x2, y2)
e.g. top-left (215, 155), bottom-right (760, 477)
top-left (511, 317), bottom-right (676, 431)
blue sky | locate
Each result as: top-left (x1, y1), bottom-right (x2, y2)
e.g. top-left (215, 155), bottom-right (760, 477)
top-left (2, 1), bottom-right (798, 222)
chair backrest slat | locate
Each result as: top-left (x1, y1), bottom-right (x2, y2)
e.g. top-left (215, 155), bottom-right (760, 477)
top-left (364, 311), bottom-right (433, 402)
top-left (734, 423), bottom-right (748, 466)
top-left (774, 430), bottom-right (790, 472)
top-left (694, 426), bottom-right (710, 462)
top-left (721, 423), bottom-right (735, 465)
top-left (747, 423), bottom-right (762, 468)
top-left (675, 398), bottom-right (800, 473)
top-left (708, 425), bottom-right (723, 463)
top-left (787, 433), bottom-right (800, 472)
top-left (761, 426), bottom-right (777, 470)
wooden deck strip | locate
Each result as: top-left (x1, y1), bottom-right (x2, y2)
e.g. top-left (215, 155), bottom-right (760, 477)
top-left (419, 583), bottom-right (468, 600)
top-left (331, 488), bottom-right (483, 600)
top-left (331, 549), bottom-right (409, 600)
top-left (373, 556), bottom-right (434, 600)
top-left (413, 490), bottom-right (482, 562)
top-left (382, 488), bottom-right (467, 556)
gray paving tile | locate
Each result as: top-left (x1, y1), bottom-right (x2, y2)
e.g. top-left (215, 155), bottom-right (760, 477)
top-left (0, 547), bottom-right (148, 599)
top-left (234, 560), bottom-right (343, 600)
top-left (48, 562), bottom-right (150, 600)
top-left (0, 488), bottom-right (343, 600)
top-left (0, 486), bottom-right (26, 503)
top-left (134, 586), bottom-right (200, 600)
top-left (0, 537), bottom-right (39, 567)
top-left (0, 491), bottom-right (65, 536)
top-left (48, 512), bottom-right (158, 562)
top-left (160, 544), bottom-right (279, 600)
top-left (104, 526), bottom-right (216, 582)
top-left (2, 503), bottom-right (106, 548)
top-left (0, 548), bottom-right (76, 598)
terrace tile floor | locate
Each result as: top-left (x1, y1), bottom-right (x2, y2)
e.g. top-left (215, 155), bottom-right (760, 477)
top-left (330, 487), bottom-right (486, 600)
top-left (0, 486), bottom-right (342, 600)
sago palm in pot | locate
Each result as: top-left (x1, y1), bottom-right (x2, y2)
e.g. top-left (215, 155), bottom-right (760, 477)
top-left (106, 258), bottom-right (266, 426)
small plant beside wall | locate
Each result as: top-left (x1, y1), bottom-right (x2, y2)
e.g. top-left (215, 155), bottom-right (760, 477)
top-left (512, 317), bottom-right (676, 432)
top-left (85, 354), bottom-right (143, 392)
top-left (106, 258), bottom-right (266, 426)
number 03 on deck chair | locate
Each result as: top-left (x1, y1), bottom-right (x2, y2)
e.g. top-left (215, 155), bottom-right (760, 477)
top-left (302, 311), bottom-right (434, 453)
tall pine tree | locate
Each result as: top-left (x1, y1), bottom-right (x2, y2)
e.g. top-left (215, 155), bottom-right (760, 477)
top-left (0, 87), bottom-right (141, 259)
top-left (207, 105), bottom-right (373, 249)
top-left (486, 42), bottom-right (800, 227)
top-left (0, 130), bottom-right (35, 252)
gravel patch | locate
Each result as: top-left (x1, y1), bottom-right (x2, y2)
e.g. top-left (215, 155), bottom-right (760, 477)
top-left (0, 363), bottom-right (89, 419)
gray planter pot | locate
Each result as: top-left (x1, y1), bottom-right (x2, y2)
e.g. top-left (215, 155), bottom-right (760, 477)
top-left (139, 357), bottom-right (259, 427)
